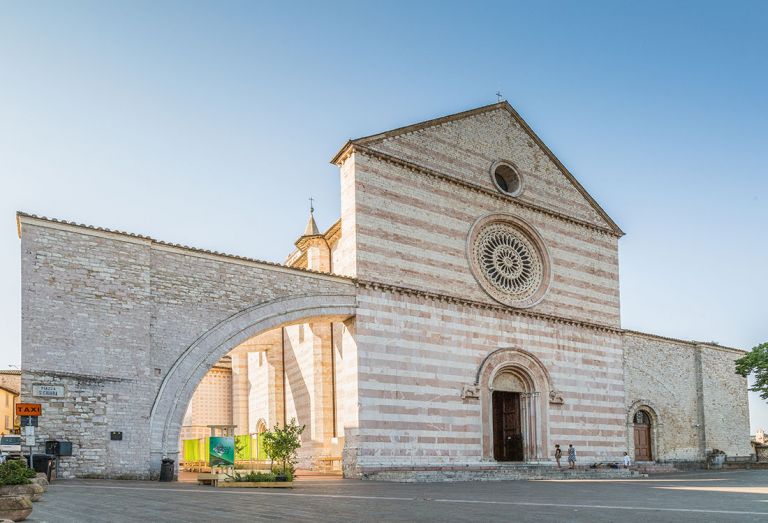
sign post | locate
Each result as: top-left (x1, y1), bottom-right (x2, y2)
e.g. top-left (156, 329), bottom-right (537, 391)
top-left (16, 404), bottom-right (41, 466)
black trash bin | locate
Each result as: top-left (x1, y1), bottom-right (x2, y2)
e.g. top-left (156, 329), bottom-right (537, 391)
top-left (30, 454), bottom-right (56, 483)
top-left (159, 458), bottom-right (174, 482)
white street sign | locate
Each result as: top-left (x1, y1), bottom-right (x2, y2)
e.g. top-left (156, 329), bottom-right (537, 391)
top-left (32, 384), bottom-right (65, 398)
top-left (24, 426), bottom-right (36, 447)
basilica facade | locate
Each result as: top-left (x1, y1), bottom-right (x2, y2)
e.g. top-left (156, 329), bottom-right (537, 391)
top-left (18, 102), bottom-right (752, 479)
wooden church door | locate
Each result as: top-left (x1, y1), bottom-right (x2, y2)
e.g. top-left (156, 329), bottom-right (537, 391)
top-left (493, 391), bottom-right (524, 461)
top-left (633, 411), bottom-right (652, 461)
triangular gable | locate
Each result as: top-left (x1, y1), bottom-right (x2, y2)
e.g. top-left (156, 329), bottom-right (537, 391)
top-left (331, 102), bottom-right (623, 236)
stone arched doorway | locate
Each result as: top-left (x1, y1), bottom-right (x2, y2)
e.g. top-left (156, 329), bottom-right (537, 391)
top-left (627, 401), bottom-right (660, 463)
top-left (491, 370), bottom-right (530, 461)
top-left (476, 348), bottom-right (553, 462)
top-left (149, 293), bottom-right (356, 476)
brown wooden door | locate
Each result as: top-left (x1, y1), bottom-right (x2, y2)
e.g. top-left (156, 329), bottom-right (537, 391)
top-left (634, 422), bottom-right (652, 461)
top-left (493, 391), bottom-right (524, 461)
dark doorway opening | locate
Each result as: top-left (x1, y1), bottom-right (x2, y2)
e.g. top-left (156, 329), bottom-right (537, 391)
top-left (633, 410), bottom-right (652, 461)
top-left (493, 391), bottom-right (524, 461)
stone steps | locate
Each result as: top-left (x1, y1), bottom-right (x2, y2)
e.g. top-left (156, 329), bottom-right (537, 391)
top-left (631, 463), bottom-right (678, 474)
top-left (361, 465), bottom-right (642, 482)
top-left (722, 461), bottom-right (768, 470)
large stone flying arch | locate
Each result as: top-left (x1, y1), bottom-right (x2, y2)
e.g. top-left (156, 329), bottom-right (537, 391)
top-left (17, 213), bottom-right (356, 479)
top-left (149, 293), bottom-right (356, 473)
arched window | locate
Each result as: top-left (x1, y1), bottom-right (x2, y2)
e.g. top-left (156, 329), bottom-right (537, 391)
top-left (633, 411), bottom-right (650, 425)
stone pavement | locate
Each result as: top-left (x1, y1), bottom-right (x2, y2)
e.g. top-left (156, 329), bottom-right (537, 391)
top-left (28, 469), bottom-right (768, 522)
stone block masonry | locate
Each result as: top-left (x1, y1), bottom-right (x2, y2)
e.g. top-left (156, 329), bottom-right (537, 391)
top-left (623, 331), bottom-right (752, 461)
top-left (19, 214), bottom-right (356, 479)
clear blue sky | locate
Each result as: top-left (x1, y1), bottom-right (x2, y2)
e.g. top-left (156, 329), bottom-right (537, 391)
top-left (1, 1), bottom-right (766, 430)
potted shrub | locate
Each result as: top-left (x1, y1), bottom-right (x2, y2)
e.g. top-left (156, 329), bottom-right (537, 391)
top-left (262, 419), bottom-right (305, 482)
top-left (0, 461), bottom-right (38, 521)
top-left (0, 461), bottom-right (43, 502)
top-left (220, 470), bottom-right (293, 488)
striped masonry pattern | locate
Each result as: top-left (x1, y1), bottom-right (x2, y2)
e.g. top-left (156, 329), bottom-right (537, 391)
top-left (348, 151), bottom-right (621, 327)
top-left (353, 287), bottom-right (626, 469)
top-left (366, 107), bottom-right (611, 230)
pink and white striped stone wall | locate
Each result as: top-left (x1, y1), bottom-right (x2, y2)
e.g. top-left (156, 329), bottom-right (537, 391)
top-left (344, 147), bottom-right (621, 327)
top-left (333, 106), bottom-right (628, 470)
top-left (352, 287), bottom-right (626, 469)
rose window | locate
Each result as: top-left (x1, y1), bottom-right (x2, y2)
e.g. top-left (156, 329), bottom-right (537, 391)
top-left (468, 217), bottom-right (549, 307)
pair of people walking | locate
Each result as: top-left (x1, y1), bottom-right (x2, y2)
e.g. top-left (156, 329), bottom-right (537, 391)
top-left (554, 444), bottom-right (576, 469)
top-left (554, 445), bottom-right (632, 469)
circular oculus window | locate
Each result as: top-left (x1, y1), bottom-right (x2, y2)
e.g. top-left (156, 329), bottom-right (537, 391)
top-left (491, 161), bottom-right (523, 196)
top-left (467, 215), bottom-right (551, 308)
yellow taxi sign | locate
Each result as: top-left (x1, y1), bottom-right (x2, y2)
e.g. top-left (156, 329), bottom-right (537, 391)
top-left (16, 403), bottom-right (41, 416)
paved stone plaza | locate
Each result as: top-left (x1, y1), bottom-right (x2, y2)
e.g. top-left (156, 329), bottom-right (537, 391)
top-left (28, 470), bottom-right (768, 522)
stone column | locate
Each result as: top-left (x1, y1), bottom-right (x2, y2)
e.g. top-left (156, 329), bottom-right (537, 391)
top-left (230, 352), bottom-right (249, 435)
top-left (521, 392), bottom-right (531, 461)
top-left (310, 322), bottom-right (334, 454)
top-left (245, 334), bottom-right (284, 434)
top-left (532, 392), bottom-right (542, 460)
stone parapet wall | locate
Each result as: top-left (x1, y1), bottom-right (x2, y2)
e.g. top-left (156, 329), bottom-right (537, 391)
top-left (622, 332), bottom-right (752, 461)
top-left (700, 347), bottom-right (753, 456)
top-left (19, 215), bottom-right (356, 479)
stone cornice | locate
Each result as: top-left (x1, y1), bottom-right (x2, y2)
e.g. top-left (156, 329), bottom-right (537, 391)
top-left (17, 215), bottom-right (733, 350)
top-left (16, 212), bottom-right (356, 285)
top-left (23, 369), bottom-right (130, 382)
top-left (356, 279), bottom-right (623, 334)
top-left (330, 101), bottom-right (624, 236)
top-left (294, 234), bottom-right (327, 252)
top-left (359, 281), bottom-right (744, 350)
top-left (349, 145), bottom-right (622, 238)
top-left (323, 218), bottom-right (342, 245)
top-left (623, 330), bottom-right (744, 354)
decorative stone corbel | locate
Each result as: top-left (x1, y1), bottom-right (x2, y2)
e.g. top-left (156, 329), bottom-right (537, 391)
top-left (461, 384), bottom-right (481, 400)
top-left (549, 390), bottom-right (564, 405)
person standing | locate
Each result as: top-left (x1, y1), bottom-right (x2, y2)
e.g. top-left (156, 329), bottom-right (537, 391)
top-left (623, 451), bottom-right (631, 468)
top-left (567, 444), bottom-right (576, 469)
top-left (554, 444), bottom-right (562, 468)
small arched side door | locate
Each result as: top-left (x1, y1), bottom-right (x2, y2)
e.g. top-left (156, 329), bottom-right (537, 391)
top-left (633, 411), bottom-right (652, 461)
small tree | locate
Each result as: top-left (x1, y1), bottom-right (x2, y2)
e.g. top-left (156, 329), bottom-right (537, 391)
top-left (735, 342), bottom-right (768, 399)
top-left (262, 418), bottom-right (305, 476)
